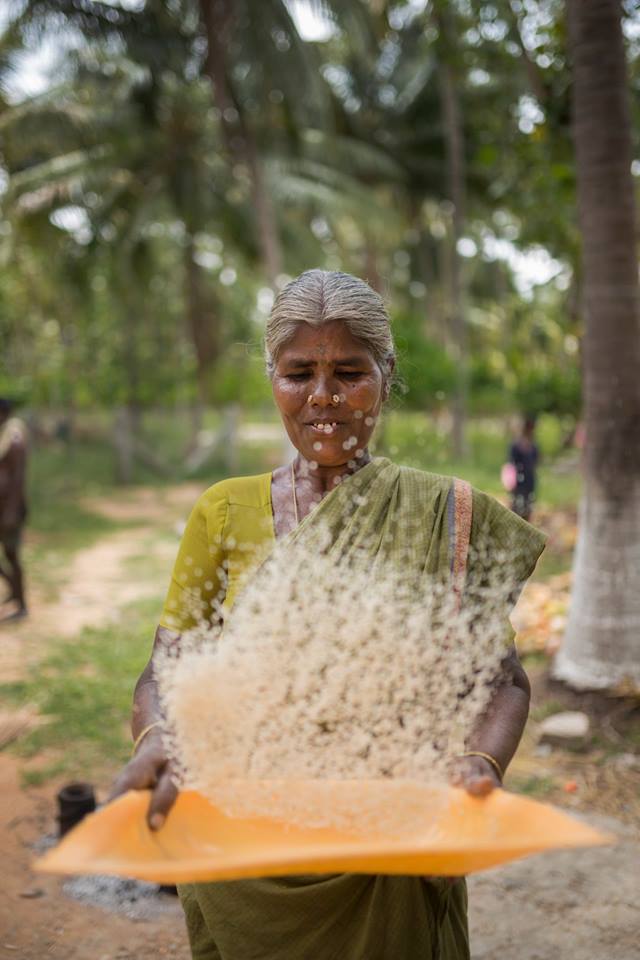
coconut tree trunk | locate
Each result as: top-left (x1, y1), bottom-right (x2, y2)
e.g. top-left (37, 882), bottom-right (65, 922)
top-left (112, 250), bottom-right (142, 483)
top-left (435, 4), bottom-right (468, 459)
top-left (364, 235), bottom-right (383, 295)
top-left (554, 0), bottom-right (640, 689)
top-left (242, 126), bottom-right (283, 286)
top-left (409, 196), bottom-right (441, 343)
top-left (184, 235), bottom-right (220, 406)
top-left (199, 0), bottom-right (282, 286)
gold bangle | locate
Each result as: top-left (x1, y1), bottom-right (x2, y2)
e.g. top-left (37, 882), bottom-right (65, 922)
top-left (459, 751), bottom-right (504, 782)
top-left (132, 721), bottom-right (162, 756)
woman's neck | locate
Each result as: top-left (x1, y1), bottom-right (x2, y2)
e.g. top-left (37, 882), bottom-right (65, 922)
top-left (293, 450), bottom-right (372, 494)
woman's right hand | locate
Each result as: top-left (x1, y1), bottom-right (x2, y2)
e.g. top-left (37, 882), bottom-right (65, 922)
top-left (108, 730), bottom-right (178, 830)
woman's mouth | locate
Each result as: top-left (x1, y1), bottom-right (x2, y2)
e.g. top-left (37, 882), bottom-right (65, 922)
top-left (308, 421), bottom-right (342, 435)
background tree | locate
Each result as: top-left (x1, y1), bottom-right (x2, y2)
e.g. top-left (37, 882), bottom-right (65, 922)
top-left (555, 0), bottom-right (640, 689)
top-left (433, 0), bottom-right (469, 457)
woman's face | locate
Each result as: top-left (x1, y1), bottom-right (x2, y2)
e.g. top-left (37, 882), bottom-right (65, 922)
top-left (272, 320), bottom-right (387, 467)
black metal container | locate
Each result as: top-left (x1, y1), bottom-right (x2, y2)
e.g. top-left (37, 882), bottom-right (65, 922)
top-left (57, 782), bottom-right (96, 837)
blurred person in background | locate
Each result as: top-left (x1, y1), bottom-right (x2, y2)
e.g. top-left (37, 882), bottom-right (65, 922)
top-left (0, 398), bottom-right (28, 623)
top-left (508, 416), bottom-right (539, 522)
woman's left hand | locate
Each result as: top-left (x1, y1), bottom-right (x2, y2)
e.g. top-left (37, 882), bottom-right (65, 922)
top-left (449, 754), bottom-right (501, 796)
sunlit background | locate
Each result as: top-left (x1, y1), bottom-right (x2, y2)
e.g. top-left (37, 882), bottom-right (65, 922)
top-left (0, 4), bottom-right (639, 955)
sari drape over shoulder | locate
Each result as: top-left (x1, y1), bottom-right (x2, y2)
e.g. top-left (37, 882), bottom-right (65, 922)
top-left (161, 459), bottom-right (545, 960)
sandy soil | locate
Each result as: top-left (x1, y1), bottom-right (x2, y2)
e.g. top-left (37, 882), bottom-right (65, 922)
top-left (1, 484), bottom-right (201, 685)
top-left (1, 485), bottom-right (639, 959)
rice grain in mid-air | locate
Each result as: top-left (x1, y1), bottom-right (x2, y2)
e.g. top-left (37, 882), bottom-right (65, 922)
top-left (156, 518), bottom-right (517, 834)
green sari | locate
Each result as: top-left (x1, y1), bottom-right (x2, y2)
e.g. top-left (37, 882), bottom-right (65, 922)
top-left (172, 459), bottom-right (545, 960)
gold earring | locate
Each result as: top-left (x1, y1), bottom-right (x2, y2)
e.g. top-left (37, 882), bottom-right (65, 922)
top-left (307, 394), bottom-right (314, 404)
top-left (332, 394), bottom-right (340, 405)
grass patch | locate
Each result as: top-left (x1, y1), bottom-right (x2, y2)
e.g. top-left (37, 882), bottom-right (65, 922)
top-left (508, 774), bottom-right (557, 798)
top-left (533, 547), bottom-right (573, 579)
top-left (28, 440), bottom-right (132, 545)
top-left (375, 412), bottom-right (580, 509)
top-left (21, 761), bottom-right (68, 788)
top-left (536, 468), bottom-right (581, 511)
top-left (521, 651), bottom-right (552, 669)
top-left (0, 595), bottom-right (160, 782)
top-left (530, 699), bottom-right (566, 723)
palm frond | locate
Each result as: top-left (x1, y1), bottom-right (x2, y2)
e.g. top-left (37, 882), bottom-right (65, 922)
top-left (266, 153), bottom-right (404, 228)
top-left (301, 128), bottom-right (406, 182)
top-left (6, 145), bottom-right (112, 208)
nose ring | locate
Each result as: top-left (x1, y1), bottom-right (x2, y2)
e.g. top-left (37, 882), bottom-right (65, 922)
top-left (307, 394), bottom-right (341, 406)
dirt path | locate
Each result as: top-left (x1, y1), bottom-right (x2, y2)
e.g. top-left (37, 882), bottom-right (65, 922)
top-left (1, 484), bottom-right (202, 684)
top-left (1, 485), bottom-right (200, 958)
top-left (469, 818), bottom-right (640, 960)
top-left (1, 485), bottom-right (639, 958)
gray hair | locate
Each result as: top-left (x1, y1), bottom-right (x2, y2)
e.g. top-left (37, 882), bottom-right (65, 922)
top-left (265, 270), bottom-right (395, 378)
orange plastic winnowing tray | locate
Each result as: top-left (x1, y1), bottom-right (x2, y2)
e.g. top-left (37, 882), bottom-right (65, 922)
top-left (35, 781), bottom-right (613, 884)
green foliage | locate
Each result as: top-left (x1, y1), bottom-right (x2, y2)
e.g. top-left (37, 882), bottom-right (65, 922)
top-left (211, 346), bottom-right (274, 408)
top-left (393, 311), bottom-right (457, 409)
top-left (514, 366), bottom-right (582, 419)
top-left (2, 0), bottom-right (622, 427)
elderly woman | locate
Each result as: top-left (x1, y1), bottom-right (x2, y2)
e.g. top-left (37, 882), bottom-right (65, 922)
top-left (112, 270), bottom-right (544, 960)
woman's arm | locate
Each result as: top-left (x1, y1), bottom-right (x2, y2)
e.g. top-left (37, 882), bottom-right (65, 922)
top-left (450, 645), bottom-right (530, 795)
top-left (109, 626), bottom-right (181, 829)
top-left (109, 486), bottom-right (229, 826)
top-left (131, 626), bottom-right (180, 737)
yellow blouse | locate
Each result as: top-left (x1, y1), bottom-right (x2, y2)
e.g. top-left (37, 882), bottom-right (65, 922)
top-left (159, 474), bottom-right (276, 632)
top-left (160, 464), bottom-right (545, 641)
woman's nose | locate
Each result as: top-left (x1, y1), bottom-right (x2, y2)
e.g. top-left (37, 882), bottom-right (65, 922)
top-left (308, 375), bottom-right (338, 405)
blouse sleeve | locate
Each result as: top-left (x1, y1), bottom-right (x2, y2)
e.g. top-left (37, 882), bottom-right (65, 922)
top-left (158, 484), bottom-right (229, 633)
top-left (467, 488), bottom-right (547, 645)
